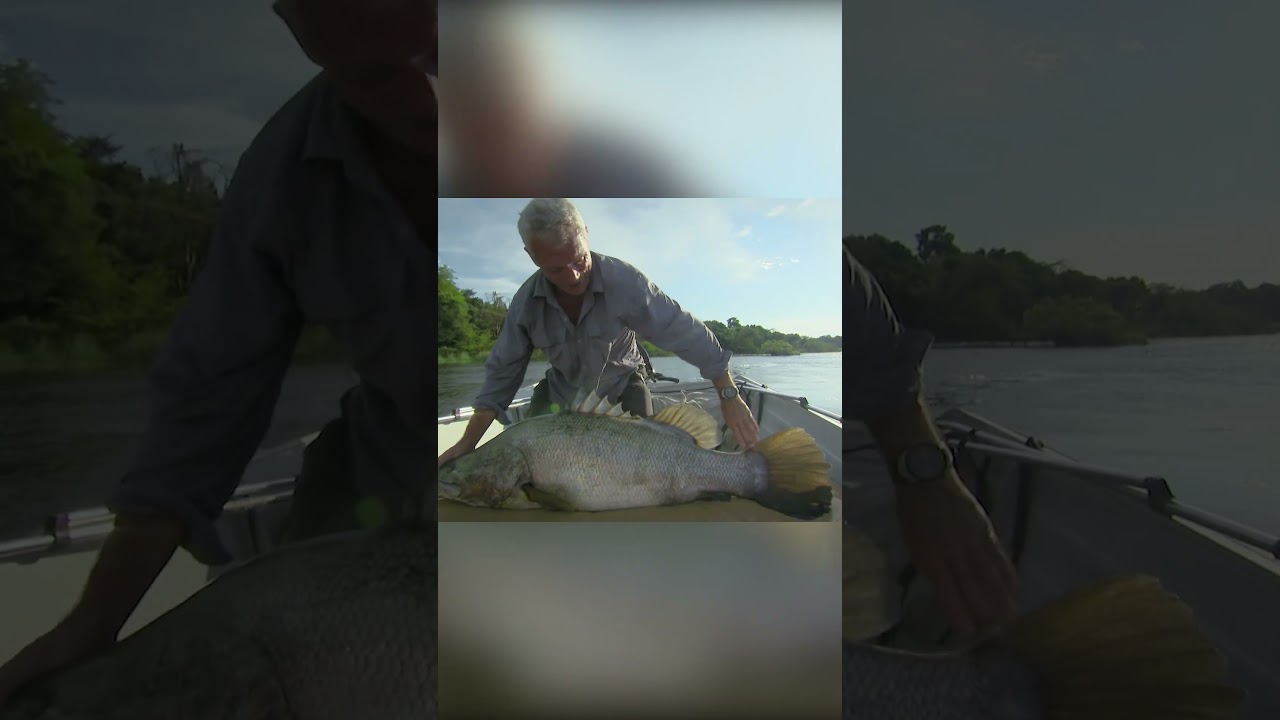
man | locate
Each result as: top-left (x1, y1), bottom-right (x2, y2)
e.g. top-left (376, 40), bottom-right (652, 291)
top-left (436, 198), bottom-right (761, 470)
top-left (0, 0), bottom-right (437, 703)
top-left (843, 245), bottom-right (1018, 637)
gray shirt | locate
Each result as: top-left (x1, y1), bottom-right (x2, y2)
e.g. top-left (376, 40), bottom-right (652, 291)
top-left (106, 73), bottom-right (434, 566)
top-left (844, 244), bottom-right (935, 422)
top-left (473, 253), bottom-right (732, 423)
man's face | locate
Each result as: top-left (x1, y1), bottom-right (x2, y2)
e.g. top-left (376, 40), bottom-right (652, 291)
top-left (277, 0), bottom-right (437, 157)
top-left (526, 234), bottom-right (592, 297)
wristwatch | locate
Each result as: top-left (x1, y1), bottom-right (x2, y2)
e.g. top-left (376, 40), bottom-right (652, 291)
top-left (895, 443), bottom-right (952, 484)
top-left (719, 384), bottom-right (739, 400)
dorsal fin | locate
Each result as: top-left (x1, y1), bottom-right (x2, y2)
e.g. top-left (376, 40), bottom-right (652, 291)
top-left (651, 402), bottom-right (719, 449)
top-left (569, 388), bottom-right (641, 418)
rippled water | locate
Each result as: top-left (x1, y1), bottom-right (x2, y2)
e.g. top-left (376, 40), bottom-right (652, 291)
top-left (922, 335), bottom-right (1280, 533)
top-left (436, 352), bottom-right (843, 418)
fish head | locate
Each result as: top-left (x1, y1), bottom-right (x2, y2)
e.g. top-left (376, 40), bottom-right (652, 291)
top-left (437, 442), bottom-right (531, 508)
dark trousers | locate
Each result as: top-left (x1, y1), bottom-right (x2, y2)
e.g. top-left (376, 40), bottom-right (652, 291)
top-left (276, 414), bottom-right (363, 545)
top-left (527, 371), bottom-right (653, 418)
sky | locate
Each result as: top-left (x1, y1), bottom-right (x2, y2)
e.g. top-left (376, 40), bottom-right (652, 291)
top-left (4, 1), bottom-right (1273, 288)
top-left (500, 3), bottom-right (842, 197)
top-left (438, 198), bottom-right (843, 338)
top-left (0, 1), bottom-right (841, 197)
top-left (845, 0), bottom-right (1280, 289)
top-left (0, 0), bottom-right (315, 171)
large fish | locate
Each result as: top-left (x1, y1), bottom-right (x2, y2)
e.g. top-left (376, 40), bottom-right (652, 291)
top-left (438, 393), bottom-right (834, 520)
top-left (840, 526), bottom-right (1245, 720)
top-left (2, 519), bottom-right (436, 720)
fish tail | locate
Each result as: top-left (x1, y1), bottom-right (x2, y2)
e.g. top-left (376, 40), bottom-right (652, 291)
top-left (751, 428), bottom-right (832, 520)
top-left (994, 575), bottom-right (1245, 720)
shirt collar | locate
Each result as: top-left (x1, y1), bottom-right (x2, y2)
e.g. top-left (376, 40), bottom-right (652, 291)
top-left (299, 73), bottom-right (353, 163)
top-left (298, 73), bottom-right (395, 200)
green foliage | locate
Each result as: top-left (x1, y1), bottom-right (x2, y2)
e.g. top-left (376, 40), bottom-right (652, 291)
top-left (0, 59), bottom-right (236, 372)
top-left (699, 320), bottom-right (840, 355)
top-left (760, 339), bottom-right (799, 356)
top-left (846, 231), bottom-right (1280, 346)
top-left (1022, 297), bottom-right (1139, 347)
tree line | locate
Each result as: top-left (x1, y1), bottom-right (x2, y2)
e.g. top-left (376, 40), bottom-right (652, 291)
top-left (0, 59), bottom-right (342, 372)
top-left (847, 226), bottom-right (1280, 346)
top-left (1, 60), bottom-right (226, 342)
top-left (439, 266), bottom-right (843, 362)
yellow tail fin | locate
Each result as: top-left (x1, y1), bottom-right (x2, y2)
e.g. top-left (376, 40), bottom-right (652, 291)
top-left (995, 575), bottom-right (1246, 720)
top-left (751, 428), bottom-right (833, 520)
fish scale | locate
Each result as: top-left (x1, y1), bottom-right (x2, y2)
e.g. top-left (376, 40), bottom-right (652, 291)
top-left (510, 414), bottom-right (769, 509)
top-left (3, 524), bottom-right (437, 720)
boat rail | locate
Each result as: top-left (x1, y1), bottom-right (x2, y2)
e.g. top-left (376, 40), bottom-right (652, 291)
top-left (0, 432), bottom-right (320, 566)
top-left (437, 376), bottom-right (843, 426)
top-left (0, 475), bottom-right (301, 565)
top-left (935, 415), bottom-right (1280, 562)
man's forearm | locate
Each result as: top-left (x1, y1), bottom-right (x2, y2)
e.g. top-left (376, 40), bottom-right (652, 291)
top-left (66, 513), bottom-right (185, 642)
top-left (459, 408), bottom-right (497, 448)
top-left (710, 371), bottom-right (734, 391)
top-left (865, 392), bottom-right (948, 483)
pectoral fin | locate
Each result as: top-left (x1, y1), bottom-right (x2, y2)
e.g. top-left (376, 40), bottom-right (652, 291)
top-left (695, 491), bottom-right (734, 503)
top-left (522, 485), bottom-right (577, 512)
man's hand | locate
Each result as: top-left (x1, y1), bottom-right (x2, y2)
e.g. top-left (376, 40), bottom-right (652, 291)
top-left (721, 396), bottom-right (761, 449)
top-left (437, 441), bottom-right (475, 470)
top-left (0, 614), bottom-right (115, 706)
top-left (896, 473), bottom-right (1017, 637)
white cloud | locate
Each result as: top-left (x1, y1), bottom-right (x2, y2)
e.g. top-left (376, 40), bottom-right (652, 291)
top-left (735, 225), bottom-right (752, 238)
top-left (757, 257), bottom-right (803, 271)
top-left (765, 204), bottom-right (787, 217)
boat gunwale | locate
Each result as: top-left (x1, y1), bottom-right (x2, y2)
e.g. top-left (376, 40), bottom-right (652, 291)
top-left (934, 407), bottom-right (1280, 569)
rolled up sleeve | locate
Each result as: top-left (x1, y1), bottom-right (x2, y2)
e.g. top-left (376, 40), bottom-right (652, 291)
top-left (626, 273), bottom-right (731, 381)
top-left (844, 245), bottom-right (934, 423)
top-left (106, 165), bottom-right (302, 566)
top-left (472, 306), bottom-right (534, 425)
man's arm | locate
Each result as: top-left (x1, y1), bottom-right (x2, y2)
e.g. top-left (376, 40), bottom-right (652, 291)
top-left (624, 275), bottom-right (731, 384)
top-left (445, 304), bottom-right (535, 455)
top-left (622, 272), bottom-right (762, 445)
top-left (79, 165), bottom-right (302, 638)
top-left (843, 244), bottom-right (1016, 635)
top-left (842, 244), bottom-right (938, 457)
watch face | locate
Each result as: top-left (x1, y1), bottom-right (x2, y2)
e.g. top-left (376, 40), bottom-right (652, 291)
top-left (905, 445), bottom-right (948, 481)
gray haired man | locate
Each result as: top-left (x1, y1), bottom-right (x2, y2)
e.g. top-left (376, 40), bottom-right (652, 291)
top-left (436, 198), bottom-right (762, 469)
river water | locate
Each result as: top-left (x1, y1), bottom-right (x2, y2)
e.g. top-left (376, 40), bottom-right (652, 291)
top-left (435, 352), bottom-right (844, 419)
top-left (1, 336), bottom-right (1276, 540)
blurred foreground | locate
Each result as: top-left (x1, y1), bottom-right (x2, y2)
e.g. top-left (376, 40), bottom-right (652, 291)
top-left (437, 1), bottom-right (842, 198)
top-left (438, 522), bottom-right (841, 719)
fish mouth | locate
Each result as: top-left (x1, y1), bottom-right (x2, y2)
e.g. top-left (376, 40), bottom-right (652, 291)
top-left (437, 479), bottom-right (461, 500)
